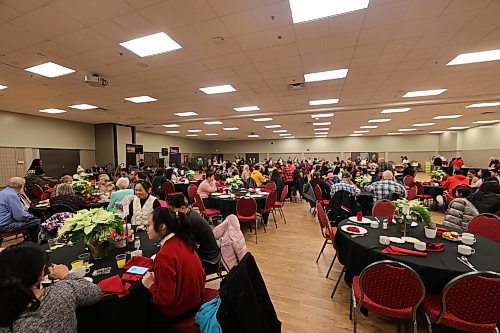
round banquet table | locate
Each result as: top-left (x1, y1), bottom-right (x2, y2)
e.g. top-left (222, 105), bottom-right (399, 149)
top-left (43, 229), bottom-right (160, 333)
top-left (423, 185), bottom-right (444, 198)
top-left (29, 201), bottom-right (109, 221)
top-left (335, 217), bottom-right (500, 292)
top-left (208, 191), bottom-right (267, 218)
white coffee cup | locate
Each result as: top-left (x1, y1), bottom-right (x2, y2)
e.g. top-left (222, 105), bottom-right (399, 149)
top-left (131, 250), bottom-right (143, 257)
top-left (414, 241), bottom-right (426, 251)
top-left (370, 221), bottom-right (379, 229)
top-left (458, 244), bottom-right (476, 256)
top-left (379, 236), bottom-right (390, 245)
top-left (70, 266), bottom-right (90, 278)
top-left (461, 237), bottom-right (476, 245)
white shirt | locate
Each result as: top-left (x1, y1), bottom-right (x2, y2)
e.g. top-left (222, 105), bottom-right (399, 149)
top-left (159, 232), bottom-right (176, 248)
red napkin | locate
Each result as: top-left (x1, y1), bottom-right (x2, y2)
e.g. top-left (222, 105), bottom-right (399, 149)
top-left (235, 196), bottom-right (241, 199)
top-left (357, 211), bottom-right (363, 222)
top-left (425, 242), bottom-right (444, 252)
top-left (381, 245), bottom-right (428, 257)
top-left (436, 227), bottom-right (448, 236)
top-left (261, 188), bottom-right (271, 193)
top-left (122, 273), bottom-right (143, 282)
top-left (123, 256), bottom-right (154, 270)
top-left (98, 275), bottom-right (131, 298)
top-left (387, 214), bottom-right (394, 225)
top-left (347, 226), bottom-right (360, 233)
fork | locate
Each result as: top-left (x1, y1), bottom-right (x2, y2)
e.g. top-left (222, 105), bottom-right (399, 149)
top-left (351, 234), bottom-right (367, 238)
top-left (460, 256), bottom-right (477, 271)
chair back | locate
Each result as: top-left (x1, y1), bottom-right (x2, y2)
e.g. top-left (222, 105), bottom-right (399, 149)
top-left (406, 186), bottom-right (417, 200)
top-left (403, 176), bottom-right (414, 188)
top-left (438, 271), bottom-right (500, 325)
top-left (316, 202), bottom-right (329, 229)
top-left (187, 184), bottom-right (198, 203)
top-left (194, 194), bottom-right (206, 214)
top-left (49, 179), bottom-right (59, 188)
top-left (236, 197), bottom-right (257, 218)
top-left (264, 191), bottom-right (277, 212)
top-left (32, 185), bottom-right (44, 201)
top-left (467, 213), bottom-right (500, 243)
top-left (265, 182), bottom-right (276, 191)
top-left (372, 199), bottom-right (396, 217)
top-left (359, 261), bottom-right (425, 315)
top-left (50, 204), bottom-right (76, 215)
top-left (314, 184), bottom-right (323, 202)
top-left (415, 181), bottom-right (425, 195)
top-left (162, 180), bottom-right (176, 194)
top-left (280, 185), bottom-right (288, 204)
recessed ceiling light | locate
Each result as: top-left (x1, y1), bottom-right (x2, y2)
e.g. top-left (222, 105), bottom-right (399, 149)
top-left (387, 132), bottom-right (402, 135)
top-left (119, 32), bottom-right (182, 57)
top-left (39, 108), bottom-right (66, 114)
top-left (434, 115), bottom-right (463, 119)
top-left (466, 102), bottom-right (500, 108)
top-left (279, 133), bottom-right (292, 136)
top-left (403, 89), bottom-right (447, 97)
top-left (24, 62), bottom-right (75, 78)
top-left (360, 125), bottom-right (378, 129)
top-left (186, 134), bottom-right (198, 137)
top-left (448, 126), bottom-right (470, 130)
top-left (315, 135), bottom-right (327, 138)
top-left (163, 124), bottom-right (180, 128)
top-left (204, 121), bottom-right (222, 125)
top-left (125, 96), bottom-right (157, 103)
top-left (273, 130), bottom-right (287, 133)
top-left (314, 128), bottom-right (329, 131)
top-left (265, 125), bottom-right (281, 128)
top-left (313, 122), bottom-right (331, 126)
top-left (284, 136), bottom-right (296, 139)
top-left (309, 99), bottom-right (339, 106)
top-left (187, 129), bottom-right (202, 133)
top-left (248, 134), bottom-right (260, 138)
top-left (199, 84), bottom-right (236, 94)
top-left (166, 130), bottom-right (180, 134)
top-left (205, 133), bottom-right (219, 136)
top-left (223, 127), bottom-right (239, 131)
top-left (253, 118), bottom-right (273, 122)
top-left (429, 131), bottom-right (446, 134)
top-left (289, 0), bottom-right (370, 24)
top-left (368, 118), bottom-right (391, 123)
top-left (0, 84), bottom-right (7, 90)
top-left (69, 104), bottom-right (98, 110)
top-left (353, 130), bottom-right (369, 133)
top-left (398, 128), bottom-right (417, 132)
top-left (412, 123), bottom-right (435, 127)
top-left (381, 108), bottom-right (411, 114)
top-left (473, 120), bottom-right (500, 124)
top-left (350, 134), bottom-right (363, 137)
top-left (315, 132), bottom-right (328, 135)
top-left (304, 69), bottom-right (348, 82)
top-left (234, 106), bottom-right (260, 112)
top-left (447, 49), bottom-right (500, 66)
top-left (310, 113), bottom-right (334, 118)
top-left (174, 111), bottom-right (198, 117)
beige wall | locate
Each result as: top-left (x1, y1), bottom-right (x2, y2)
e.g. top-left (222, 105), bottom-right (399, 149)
top-left (136, 131), bottom-right (211, 153)
top-left (116, 125), bottom-right (133, 166)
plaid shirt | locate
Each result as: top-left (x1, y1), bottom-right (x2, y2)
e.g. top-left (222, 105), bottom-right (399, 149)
top-left (365, 180), bottom-right (406, 201)
top-left (282, 166), bottom-right (293, 183)
top-left (330, 181), bottom-right (361, 197)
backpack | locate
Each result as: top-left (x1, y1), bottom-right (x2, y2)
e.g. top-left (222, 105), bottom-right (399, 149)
top-left (327, 190), bottom-right (357, 227)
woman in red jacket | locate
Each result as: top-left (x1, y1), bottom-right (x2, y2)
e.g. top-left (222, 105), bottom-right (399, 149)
top-left (142, 207), bottom-right (206, 325)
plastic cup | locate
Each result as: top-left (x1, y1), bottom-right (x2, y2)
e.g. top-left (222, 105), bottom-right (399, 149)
top-left (71, 259), bottom-right (84, 269)
top-left (48, 239), bottom-right (57, 251)
top-left (78, 253), bottom-right (90, 266)
top-left (116, 254), bottom-right (126, 269)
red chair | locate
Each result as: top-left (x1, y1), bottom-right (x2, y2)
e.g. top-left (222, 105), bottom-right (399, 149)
top-left (314, 184), bottom-right (330, 211)
top-left (0, 228), bottom-right (31, 246)
top-left (403, 176), bottom-right (414, 188)
top-left (315, 202), bottom-right (338, 278)
top-left (162, 180), bottom-right (183, 199)
top-left (265, 182), bottom-right (276, 191)
top-left (236, 197), bottom-right (259, 244)
top-left (170, 288), bottom-right (219, 333)
top-left (49, 179), bottom-right (59, 188)
top-left (187, 184), bottom-right (198, 205)
top-left (422, 271), bottom-right (500, 333)
top-left (351, 260), bottom-right (425, 333)
top-left (32, 184), bottom-right (43, 201)
top-left (467, 213), bottom-right (500, 243)
top-left (259, 190), bottom-right (277, 229)
top-left (406, 186), bottom-right (417, 200)
top-left (415, 181), bottom-right (433, 206)
top-left (194, 194), bottom-right (221, 224)
top-left (273, 185), bottom-right (288, 224)
top-left (372, 199), bottom-right (396, 217)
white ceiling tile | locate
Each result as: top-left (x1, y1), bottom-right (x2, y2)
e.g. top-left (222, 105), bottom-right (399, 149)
top-left (50, 0), bottom-right (134, 25)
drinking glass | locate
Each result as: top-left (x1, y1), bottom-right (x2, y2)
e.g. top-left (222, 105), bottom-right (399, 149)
top-left (78, 253), bottom-right (90, 266)
top-left (48, 239), bottom-right (58, 251)
top-left (134, 237), bottom-right (141, 250)
top-left (116, 254), bottom-right (126, 268)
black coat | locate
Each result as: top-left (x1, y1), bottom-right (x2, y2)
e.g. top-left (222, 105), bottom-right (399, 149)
top-left (469, 191), bottom-right (500, 214)
top-left (217, 253), bottom-right (281, 333)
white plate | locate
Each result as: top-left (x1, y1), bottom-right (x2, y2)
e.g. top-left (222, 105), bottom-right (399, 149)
top-left (389, 237), bottom-right (405, 244)
top-left (348, 216), bottom-right (373, 224)
top-left (250, 194), bottom-right (263, 198)
top-left (218, 195), bottom-right (231, 199)
top-left (341, 224), bottom-right (368, 235)
top-left (410, 222), bottom-right (418, 227)
top-left (83, 277), bottom-right (93, 283)
top-left (211, 193), bottom-right (223, 196)
top-left (401, 236), bottom-right (420, 243)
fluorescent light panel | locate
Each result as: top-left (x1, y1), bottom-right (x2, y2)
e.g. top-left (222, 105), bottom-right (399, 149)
top-left (398, 128), bottom-right (416, 132)
top-left (69, 104), bottom-right (98, 110)
top-left (381, 108), bottom-right (411, 114)
top-left (199, 85), bottom-right (236, 94)
top-left (253, 118), bottom-right (273, 122)
top-left (309, 98), bottom-right (339, 106)
top-left (368, 118), bottom-right (391, 123)
top-left (466, 102), bottom-right (500, 108)
top-left (304, 69), bottom-right (348, 82)
top-left (314, 128), bottom-right (329, 131)
top-left (119, 32), bottom-right (181, 57)
top-left (187, 129), bottom-right (202, 133)
top-left (125, 96), bottom-right (157, 103)
top-left (163, 124), bottom-right (180, 128)
top-left (447, 49), bottom-right (500, 66)
top-left (0, 84), bottom-right (7, 90)
top-left (473, 120), bottom-right (500, 124)
top-left (248, 134), bottom-right (260, 138)
top-left (186, 134), bottom-right (198, 137)
top-left (313, 122), bottom-right (331, 126)
top-left (174, 111), bottom-right (198, 117)
top-left (315, 132), bottom-right (328, 135)
top-left (166, 130), bottom-right (180, 134)
top-left (39, 108), bottom-right (66, 114)
top-left (284, 136), bottom-right (296, 139)
top-left (403, 89), bottom-right (447, 97)
top-left (310, 113), bottom-right (334, 118)
top-left (289, 0), bottom-right (370, 24)
top-left (223, 127), bottom-right (239, 131)
top-left (360, 125), bottom-right (378, 129)
top-left (279, 133), bottom-right (292, 136)
top-left (315, 135), bottom-right (327, 138)
top-left (204, 121), bottom-right (222, 125)
top-left (234, 106), bottom-right (260, 112)
top-left (434, 115), bottom-right (463, 119)
top-left (448, 126), bottom-right (470, 130)
top-left (387, 132), bottom-right (402, 135)
top-left (273, 130), bottom-right (287, 133)
top-left (429, 131), bottom-right (446, 134)
top-left (205, 133), bottom-right (218, 136)
top-left (353, 130), bottom-right (369, 133)
top-left (265, 125), bottom-right (281, 128)
top-left (412, 123), bottom-right (435, 127)
top-left (350, 134), bottom-right (363, 137)
top-left (24, 62), bottom-right (75, 78)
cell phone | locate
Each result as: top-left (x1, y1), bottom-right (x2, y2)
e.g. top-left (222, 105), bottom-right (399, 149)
top-left (126, 266), bottom-right (149, 275)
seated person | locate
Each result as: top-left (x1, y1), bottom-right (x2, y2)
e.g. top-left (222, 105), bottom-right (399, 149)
top-left (0, 243), bottom-right (101, 332)
top-left (197, 172), bottom-right (217, 204)
top-left (151, 168), bottom-right (166, 198)
top-left (402, 163), bottom-right (415, 178)
top-left (0, 177), bottom-right (40, 242)
top-left (473, 169), bottom-right (491, 189)
top-left (127, 170), bottom-right (139, 189)
top-left (126, 181), bottom-right (160, 226)
top-left (107, 177), bottom-right (134, 212)
top-left (441, 169), bottom-right (469, 203)
top-left (365, 171), bottom-right (406, 201)
top-left (49, 183), bottom-right (86, 212)
top-left (96, 174), bottom-right (115, 195)
top-left (51, 175), bottom-right (73, 198)
top-left (168, 195), bottom-right (220, 266)
top-left (142, 208), bottom-right (205, 326)
top-left (468, 179), bottom-right (500, 214)
top-left (270, 169), bottom-right (285, 199)
top-left (330, 172), bottom-right (361, 197)
top-left (251, 167), bottom-right (267, 187)
top-left (310, 171), bottom-right (331, 199)
top-left (25, 167), bottom-right (50, 199)
top-left (443, 186), bottom-right (478, 230)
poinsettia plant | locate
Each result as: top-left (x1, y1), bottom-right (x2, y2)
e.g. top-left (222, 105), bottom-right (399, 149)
top-left (355, 175), bottom-right (371, 189)
top-left (225, 177), bottom-right (244, 190)
top-left (72, 180), bottom-right (95, 195)
top-left (184, 169), bottom-right (195, 180)
top-left (431, 170), bottom-right (446, 182)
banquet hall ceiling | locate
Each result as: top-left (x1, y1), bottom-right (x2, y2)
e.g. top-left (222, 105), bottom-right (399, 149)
top-left (1, 0), bottom-right (500, 140)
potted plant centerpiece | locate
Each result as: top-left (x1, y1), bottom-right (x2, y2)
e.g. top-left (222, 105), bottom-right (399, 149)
top-left (430, 170), bottom-right (446, 183)
top-left (225, 177), bottom-right (244, 193)
top-left (354, 174), bottom-right (371, 189)
top-left (184, 169), bottom-right (195, 181)
top-left (393, 199), bottom-right (433, 235)
top-left (72, 179), bottom-right (95, 196)
top-left (58, 208), bottom-right (124, 259)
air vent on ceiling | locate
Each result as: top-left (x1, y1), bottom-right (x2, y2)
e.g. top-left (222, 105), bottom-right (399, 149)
top-left (288, 82), bottom-right (305, 90)
top-left (481, 111), bottom-right (495, 115)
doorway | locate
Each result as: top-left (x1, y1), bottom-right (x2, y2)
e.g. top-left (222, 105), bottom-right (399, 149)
top-left (245, 153), bottom-right (259, 164)
top-left (39, 149), bottom-right (80, 178)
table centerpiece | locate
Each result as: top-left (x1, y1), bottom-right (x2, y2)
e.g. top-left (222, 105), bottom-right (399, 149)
top-left (430, 170), bottom-right (446, 183)
top-left (72, 179), bottom-right (95, 196)
top-left (184, 169), bottom-right (195, 180)
top-left (225, 177), bottom-right (244, 193)
top-left (354, 175), bottom-right (371, 189)
top-left (393, 199), bottom-right (433, 235)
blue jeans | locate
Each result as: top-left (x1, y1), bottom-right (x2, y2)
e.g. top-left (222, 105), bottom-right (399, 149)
top-left (0, 218), bottom-right (41, 243)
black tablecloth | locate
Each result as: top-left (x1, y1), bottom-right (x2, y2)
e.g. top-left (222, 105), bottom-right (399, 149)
top-left (335, 217), bottom-right (500, 292)
top-left (44, 229), bottom-right (160, 333)
top-left (208, 192), bottom-right (267, 218)
top-left (423, 185), bottom-right (444, 198)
